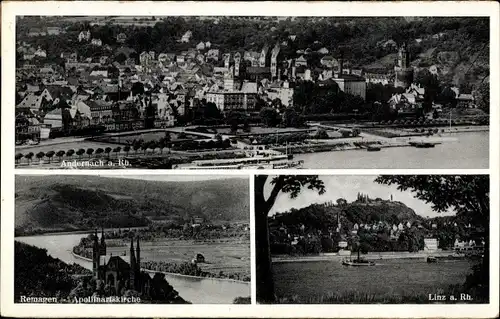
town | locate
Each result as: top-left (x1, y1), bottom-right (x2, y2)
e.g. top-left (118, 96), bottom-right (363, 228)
top-left (15, 16), bottom-right (489, 169)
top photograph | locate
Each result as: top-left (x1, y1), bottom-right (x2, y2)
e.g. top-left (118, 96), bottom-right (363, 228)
top-left (14, 16), bottom-right (490, 169)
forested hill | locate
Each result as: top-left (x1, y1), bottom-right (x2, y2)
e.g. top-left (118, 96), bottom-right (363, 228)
top-left (15, 175), bottom-right (249, 234)
top-left (271, 196), bottom-right (424, 232)
top-left (18, 16), bottom-right (489, 87)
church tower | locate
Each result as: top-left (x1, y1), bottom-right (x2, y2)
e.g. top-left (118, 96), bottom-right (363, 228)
top-left (92, 229), bottom-right (100, 278)
top-left (136, 237), bottom-right (141, 273)
top-left (394, 42), bottom-right (414, 88)
top-left (129, 237), bottom-right (136, 289)
top-left (99, 228), bottom-right (106, 256)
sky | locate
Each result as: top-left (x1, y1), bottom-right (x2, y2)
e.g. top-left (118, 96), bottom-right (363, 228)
top-left (103, 175), bottom-right (248, 182)
top-left (267, 175), bottom-right (456, 218)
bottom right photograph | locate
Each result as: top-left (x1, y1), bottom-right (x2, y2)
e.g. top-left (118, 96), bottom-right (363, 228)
top-left (255, 175), bottom-right (489, 304)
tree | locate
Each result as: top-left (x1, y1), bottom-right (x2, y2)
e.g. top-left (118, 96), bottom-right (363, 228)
top-left (375, 175), bottom-right (489, 299)
top-left (15, 153), bottom-right (23, 164)
top-left (113, 146), bottom-right (122, 157)
top-left (86, 148), bottom-right (94, 158)
top-left (255, 175), bottom-right (325, 303)
top-left (115, 52), bottom-right (127, 64)
top-left (66, 149), bottom-right (75, 160)
top-left (95, 148), bottom-right (104, 158)
top-left (76, 148), bottom-right (85, 159)
top-left (123, 145), bottom-right (131, 156)
top-left (474, 81), bottom-right (489, 114)
top-left (133, 143), bottom-right (141, 154)
top-left (104, 147), bottom-right (112, 158)
top-left (131, 82), bottom-right (145, 96)
top-left (259, 107), bottom-right (279, 127)
top-left (56, 150), bottom-right (66, 162)
top-left (281, 107), bottom-right (301, 128)
top-left (45, 150), bottom-right (55, 163)
top-left (36, 151), bottom-right (45, 163)
top-left (24, 152), bottom-right (34, 164)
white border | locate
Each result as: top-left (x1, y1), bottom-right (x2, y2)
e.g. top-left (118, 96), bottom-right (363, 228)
top-left (2, 1), bottom-right (499, 318)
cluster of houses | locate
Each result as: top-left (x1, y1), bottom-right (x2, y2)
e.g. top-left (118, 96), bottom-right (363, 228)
top-left (16, 23), bottom-right (478, 143)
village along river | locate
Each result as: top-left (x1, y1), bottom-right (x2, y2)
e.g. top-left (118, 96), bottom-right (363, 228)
top-left (295, 131), bottom-right (489, 169)
top-left (16, 233), bottom-right (250, 304)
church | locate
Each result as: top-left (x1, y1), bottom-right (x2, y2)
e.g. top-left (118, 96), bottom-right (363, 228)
top-left (91, 229), bottom-right (152, 296)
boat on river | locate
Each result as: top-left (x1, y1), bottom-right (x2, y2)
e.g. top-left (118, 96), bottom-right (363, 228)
top-left (409, 141), bottom-right (437, 148)
top-left (342, 249), bottom-right (375, 266)
top-left (176, 154), bottom-right (303, 170)
top-left (367, 146), bottom-right (381, 152)
top-left (427, 256), bottom-right (437, 263)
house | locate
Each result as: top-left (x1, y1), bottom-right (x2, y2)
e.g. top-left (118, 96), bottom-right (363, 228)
top-left (317, 47), bottom-right (329, 55)
top-left (423, 238), bottom-right (439, 251)
top-left (43, 108), bottom-right (71, 130)
top-left (295, 55), bottom-right (308, 67)
top-left (457, 93), bottom-right (475, 108)
top-left (332, 74), bottom-right (367, 100)
top-left (100, 56), bottom-right (109, 65)
top-left (196, 42), bottom-right (205, 50)
top-left (61, 52), bottom-right (78, 63)
top-left (91, 38), bottom-right (103, 46)
top-left (46, 27), bottom-right (62, 35)
top-left (139, 51), bottom-right (153, 66)
top-left (116, 33), bottom-right (127, 43)
top-left (78, 30), bottom-right (91, 42)
top-left (365, 73), bottom-right (392, 86)
top-left (206, 49), bottom-right (220, 61)
top-left (34, 48), bottom-right (47, 58)
top-left (320, 55), bottom-right (338, 69)
top-left (205, 41), bottom-right (211, 49)
top-left (17, 92), bottom-right (51, 114)
top-left (158, 53), bottom-right (176, 63)
top-left (27, 28), bottom-right (46, 37)
top-left (180, 30), bottom-right (192, 43)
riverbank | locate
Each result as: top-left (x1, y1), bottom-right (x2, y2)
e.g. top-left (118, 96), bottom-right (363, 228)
top-left (71, 251), bottom-right (250, 284)
top-left (272, 250), bottom-right (463, 263)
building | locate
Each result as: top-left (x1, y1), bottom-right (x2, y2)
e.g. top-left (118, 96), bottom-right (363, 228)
top-left (46, 27), bottom-right (62, 35)
top-left (206, 91), bottom-right (257, 113)
top-left (78, 30), bottom-right (91, 42)
top-left (266, 81), bottom-right (294, 107)
top-left (116, 33), bottom-right (127, 43)
top-left (180, 30), bottom-right (192, 43)
top-left (259, 45), bottom-right (270, 68)
top-left (270, 43), bottom-right (281, 79)
top-left (394, 43), bottom-right (414, 89)
top-left (332, 68), bottom-right (367, 101)
top-left (91, 38), bottom-right (103, 47)
top-left (457, 93), bottom-right (475, 108)
top-left (91, 230), bottom-right (151, 295)
top-left (424, 238), bottom-right (439, 252)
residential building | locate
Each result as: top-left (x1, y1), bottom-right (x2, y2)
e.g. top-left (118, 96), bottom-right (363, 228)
top-left (46, 27), bottom-right (62, 35)
top-left (78, 30), bottom-right (91, 42)
top-left (116, 33), bottom-right (127, 43)
top-left (206, 91), bottom-right (257, 113)
top-left (423, 238), bottom-right (439, 251)
top-left (180, 31), bottom-right (192, 43)
top-left (91, 38), bottom-right (103, 46)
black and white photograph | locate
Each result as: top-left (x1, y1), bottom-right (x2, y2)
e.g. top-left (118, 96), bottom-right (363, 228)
top-left (14, 15), bottom-right (489, 169)
top-left (255, 175), bottom-right (489, 304)
top-left (14, 174), bottom-right (250, 304)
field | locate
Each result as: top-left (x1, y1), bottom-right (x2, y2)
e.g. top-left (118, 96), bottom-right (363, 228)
top-left (273, 258), bottom-right (474, 303)
top-left (104, 238), bottom-right (250, 278)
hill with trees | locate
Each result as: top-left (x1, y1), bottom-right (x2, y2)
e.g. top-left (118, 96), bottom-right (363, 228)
top-left (15, 175), bottom-right (249, 235)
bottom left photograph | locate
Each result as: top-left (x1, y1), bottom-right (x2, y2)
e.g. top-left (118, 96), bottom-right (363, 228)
top-left (13, 174), bottom-right (251, 304)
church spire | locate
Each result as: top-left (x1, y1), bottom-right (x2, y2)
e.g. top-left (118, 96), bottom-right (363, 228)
top-left (129, 237), bottom-right (136, 289)
top-left (100, 227), bottom-right (106, 256)
top-left (136, 237), bottom-right (141, 272)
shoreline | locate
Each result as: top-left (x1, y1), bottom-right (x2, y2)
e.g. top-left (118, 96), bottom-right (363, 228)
top-left (71, 251), bottom-right (250, 284)
top-left (272, 251), bottom-right (464, 263)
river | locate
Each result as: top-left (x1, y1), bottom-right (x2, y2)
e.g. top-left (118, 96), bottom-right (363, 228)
top-left (295, 131), bottom-right (489, 169)
top-left (273, 258), bottom-right (473, 302)
top-left (16, 233), bottom-right (250, 304)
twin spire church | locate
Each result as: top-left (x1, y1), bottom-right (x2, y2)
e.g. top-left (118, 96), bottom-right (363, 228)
top-left (91, 229), bottom-right (148, 294)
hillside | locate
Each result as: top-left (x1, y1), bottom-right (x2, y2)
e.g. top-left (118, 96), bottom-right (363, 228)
top-left (271, 198), bottom-right (423, 232)
top-left (15, 175), bottom-right (249, 234)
